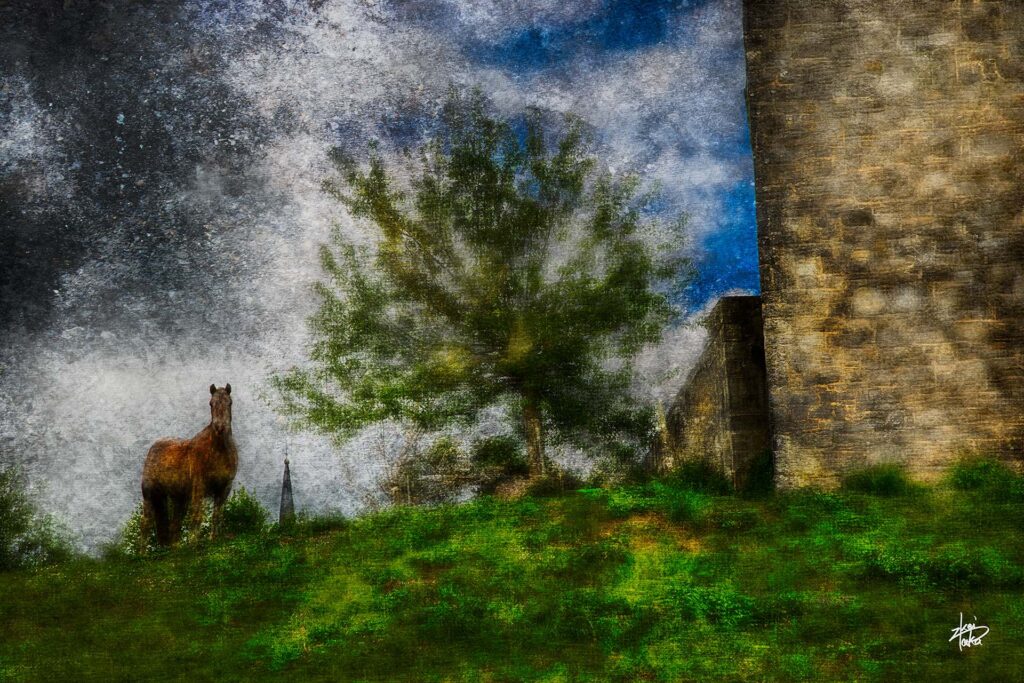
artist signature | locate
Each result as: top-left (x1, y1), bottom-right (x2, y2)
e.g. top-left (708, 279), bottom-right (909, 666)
top-left (949, 613), bottom-right (989, 651)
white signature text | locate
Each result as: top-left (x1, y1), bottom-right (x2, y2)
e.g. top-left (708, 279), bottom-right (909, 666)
top-left (949, 613), bottom-right (989, 651)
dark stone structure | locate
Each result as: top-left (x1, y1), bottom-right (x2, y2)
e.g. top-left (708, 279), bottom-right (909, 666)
top-left (743, 1), bottom-right (1024, 487)
top-left (661, 296), bottom-right (770, 490)
top-left (665, 3), bottom-right (1024, 490)
top-left (279, 458), bottom-right (295, 524)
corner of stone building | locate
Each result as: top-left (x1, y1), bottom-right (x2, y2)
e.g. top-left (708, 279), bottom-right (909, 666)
top-left (743, 0), bottom-right (1024, 488)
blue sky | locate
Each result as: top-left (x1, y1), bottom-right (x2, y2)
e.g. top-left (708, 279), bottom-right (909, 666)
top-left (467, 0), bottom-right (695, 69)
top-left (396, 0), bottom-right (760, 313)
top-left (213, 0), bottom-right (758, 314)
top-left (461, 0), bottom-right (759, 311)
top-left (0, 0), bottom-right (756, 548)
top-left (475, 0), bottom-right (757, 313)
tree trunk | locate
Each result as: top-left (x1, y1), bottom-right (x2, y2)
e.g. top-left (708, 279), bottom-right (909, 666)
top-left (654, 402), bottom-right (673, 474)
top-left (522, 395), bottom-right (546, 478)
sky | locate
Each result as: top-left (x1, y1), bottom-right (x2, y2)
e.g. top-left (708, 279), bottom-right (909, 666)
top-left (0, 0), bottom-right (756, 551)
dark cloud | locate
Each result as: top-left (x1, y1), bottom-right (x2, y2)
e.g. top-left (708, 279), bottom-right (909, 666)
top-left (0, 0), bottom-right (273, 340)
top-left (0, 0), bottom-right (754, 551)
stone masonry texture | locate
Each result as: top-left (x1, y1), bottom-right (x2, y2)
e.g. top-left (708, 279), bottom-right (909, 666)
top-left (663, 296), bottom-right (770, 490)
top-left (744, 1), bottom-right (1024, 487)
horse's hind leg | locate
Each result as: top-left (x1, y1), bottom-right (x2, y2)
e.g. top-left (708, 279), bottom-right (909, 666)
top-left (169, 494), bottom-right (188, 546)
top-left (151, 494), bottom-right (172, 547)
top-left (139, 498), bottom-right (156, 553)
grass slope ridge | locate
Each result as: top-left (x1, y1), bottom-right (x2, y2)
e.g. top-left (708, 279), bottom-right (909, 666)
top-left (1, 461), bottom-right (1023, 681)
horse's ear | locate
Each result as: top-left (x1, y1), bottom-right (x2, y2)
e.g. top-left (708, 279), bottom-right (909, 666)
top-left (225, 383), bottom-right (231, 395)
top-left (210, 384), bottom-right (217, 395)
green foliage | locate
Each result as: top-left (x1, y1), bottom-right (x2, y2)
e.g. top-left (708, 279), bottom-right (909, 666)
top-left (523, 469), bottom-right (584, 498)
top-left (285, 512), bottom-right (350, 537)
top-left (111, 500), bottom-right (213, 556)
top-left (382, 436), bottom-right (474, 505)
top-left (855, 541), bottom-right (1022, 589)
top-left (670, 583), bottom-right (756, 627)
top-left (664, 459), bottom-right (733, 495)
top-left (111, 489), bottom-right (270, 557)
top-left (948, 456), bottom-right (1024, 501)
top-left (582, 480), bottom-right (711, 522)
top-left (583, 448), bottom-right (653, 489)
top-left (775, 490), bottom-right (849, 532)
top-left (740, 449), bottom-right (774, 498)
top-left (0, 466), bottom-right (72, 571)
top-left (4, 473), bottom-right (1024, 681)
top-left (469, 435), bottom-right (529, 494)
top-left (274, 89), bottom-right (687, 468)
top-left (221, 487), bottom-right (270, 536)
top-left (842, 463), bottom-right (917, 497)
top-left (109, 504), bottom-right (156, 557)
top-left (469, 435), bottom-right (524, 471)
top-left (705, 505), bottom-right (760, 533)
top-left (950, 457), bottom-right (1004, 490)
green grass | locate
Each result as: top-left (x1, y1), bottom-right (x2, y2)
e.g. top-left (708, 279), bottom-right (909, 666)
top-left (2, 464), bottom-right (1023, 681)
top-left (842, 463), bottom-right (920, 497)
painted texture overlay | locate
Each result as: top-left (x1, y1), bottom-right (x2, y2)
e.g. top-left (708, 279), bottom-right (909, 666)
top-left (745, 1), bottom-right (1024, 487)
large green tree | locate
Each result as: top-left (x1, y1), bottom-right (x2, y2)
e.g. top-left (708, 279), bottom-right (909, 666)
top-left (275, 91), bottom-right (688, 475)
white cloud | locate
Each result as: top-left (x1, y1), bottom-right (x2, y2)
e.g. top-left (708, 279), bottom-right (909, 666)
top-left (439, 0), bottom-right (605, 40)
top-left (0, 0), bottom-right (751, 551)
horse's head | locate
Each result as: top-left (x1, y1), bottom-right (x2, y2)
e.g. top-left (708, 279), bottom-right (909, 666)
top-left (209, 383), bottom-right (232, 433)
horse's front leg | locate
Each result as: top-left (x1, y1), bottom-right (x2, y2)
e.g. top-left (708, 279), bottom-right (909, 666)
top-left (139, 498), bottom-right (156, 553)
top-left (211, 486), bottom-right (231, 540)
top-left (188, 480), bottom-right (206, 543)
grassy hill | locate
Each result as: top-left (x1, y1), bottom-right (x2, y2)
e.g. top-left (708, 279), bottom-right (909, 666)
top-left (2, 461), bottom-right (1023, 681)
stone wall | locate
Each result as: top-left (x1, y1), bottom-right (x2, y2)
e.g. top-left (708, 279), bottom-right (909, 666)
top-left (662, 296), bottom-right (770, 490)
top-left (744, 1), bottom-right (1024, 487)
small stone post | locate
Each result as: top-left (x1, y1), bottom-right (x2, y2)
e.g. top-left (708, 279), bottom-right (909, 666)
top-left (279, 457), bottom-right (295, 525)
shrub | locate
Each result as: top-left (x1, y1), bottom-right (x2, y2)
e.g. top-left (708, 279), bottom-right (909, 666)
top-left (423, 581), bottom-right (490, 642)
top-left (561, 537), bottom-right (629, 578)
top-left (594, 481), bottom-right (709, 523)
top-left (858, 542), bottom-right (1022, 589)
top-left (525, 469), bottom-right (584, 498)
top-left (383, 436), bottom-right (474, 505)
top-left (221, 487), bottom-right (270, 536)
top-left (660, 486), bottom-right (708, 523)
top-left (668, 583), bottom-right (756, 627)
top-left (949, 457), bottom-right (1005, 490)
top-left (111, 488), bottom-right (270, 556)
top-left (599, 487), bottom-right (652, 518)
top-left (0, 466), bottom-right (72, 570)
top-left (664, 460), bottom-right (732, 495)
top-left (553, 588), bottom-right (636, 642)
top-left (741, 449), bottom-right (774, 498)
top-left (110, 504), bottom-right (156, 557)
top-left (842, 464), bottom-right (916, 497)
top-left (777, 491), bottom-right (847, 531)
top-left (288, 513), bottom-right (350, 537)
top-left (470, 435), bottom-right (529, 494)
top-left (111, 499), bottom-right (211, 555)
top-left (583, 442), bottom-right (654, 488)
top-left (948, 457), bottom-right (1024, 501)
top-left (706, 506), bottom-right (760, 532)
top-left (926, 544), bottom-right (1022, 589)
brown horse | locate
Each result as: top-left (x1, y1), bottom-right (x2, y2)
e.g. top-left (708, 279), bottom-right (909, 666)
top-left (141, 384), bottom-right (238, 547)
